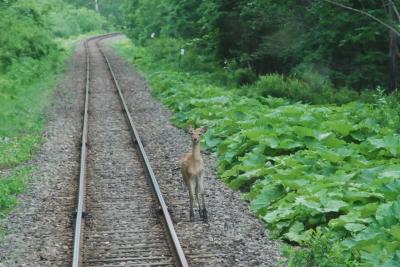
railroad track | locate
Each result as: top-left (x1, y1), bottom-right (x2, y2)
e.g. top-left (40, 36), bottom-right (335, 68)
top-left (71, 34), bottom-right (188, 267)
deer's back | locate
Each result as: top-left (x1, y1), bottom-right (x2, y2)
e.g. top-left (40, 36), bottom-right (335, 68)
top-left (181, 153), bottom-right (203, 180)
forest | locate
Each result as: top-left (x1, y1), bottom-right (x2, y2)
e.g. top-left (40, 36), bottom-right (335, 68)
top-left (66, 0), bottom-right (399, 94)
top-left (1, 0), bottom-right (400, 266)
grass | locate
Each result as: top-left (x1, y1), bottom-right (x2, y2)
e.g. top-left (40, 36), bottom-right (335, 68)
top-left (0, 52), bottom-right (66, 169)
top-left (0, 0), bottom-right (113, 232)
top-left (0, 167), bottom-right (31, 217)
top-left (0, 47), bottom-right (68, 218)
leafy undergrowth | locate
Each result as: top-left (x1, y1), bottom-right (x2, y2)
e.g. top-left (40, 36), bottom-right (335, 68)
top-left (114, 38), bottom-right (400, 266)
top-left (0, 50), bottom-right (66, 220)
top-left (0, 52), bottom-right (66, 169)
top-left (0, 168), bottom-right (30, 218)
top-left (0, 0), bottom-right (110, 170)
top-left (0, 0), bottom-right (111, 219)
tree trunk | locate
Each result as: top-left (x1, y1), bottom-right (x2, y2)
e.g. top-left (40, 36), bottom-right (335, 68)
top-left (388, 1), bottom-right (398, 91)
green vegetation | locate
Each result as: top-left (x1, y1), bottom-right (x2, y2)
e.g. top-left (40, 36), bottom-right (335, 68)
top-left (113, 0), bottom-right (398, 92)
top-left (65, 0), bottom-right (125, 27)
top-left (114, 37), bottom-right (400, 266)
top-left (0, 55), bottom-right (62, 168)
top-left (107, 4), bottom-right (400, 264)
top-left (69, 1), bottom-right (400, 93)
top-left (242, 74), bottom-right (360, 105)
top-left (0, 167), bottom-right (30, 217)
top-left (0, 0), bottom-right (110, 218)
top-left (2, 0), bottom-right (399, 266)
top-left (49, 2), bottom-right (110, 38)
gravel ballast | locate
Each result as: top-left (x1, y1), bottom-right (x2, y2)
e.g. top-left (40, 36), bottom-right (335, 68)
top-left (100, 36), bottom-right (284, 266)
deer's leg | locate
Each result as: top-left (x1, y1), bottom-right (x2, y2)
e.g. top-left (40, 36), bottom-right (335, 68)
top-left (198, 174), bottom-right (207, 222)
top-left (188, 178), bottom-right (196, 221)
top-left (195, 177), bottom-right (202, 217)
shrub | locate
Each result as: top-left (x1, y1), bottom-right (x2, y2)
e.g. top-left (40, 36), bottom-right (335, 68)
top-left (0, 1), bottom-right (58, 71)
top-left (49, 6), bottom-right (109, 38)
top-left (248, 74), bottom-right (359, 105)
top-left (227, 67), bottom-right (258, 86)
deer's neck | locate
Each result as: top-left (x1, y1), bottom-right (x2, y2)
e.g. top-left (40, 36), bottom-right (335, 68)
top-left (192, 142), bottom-right (202, 161)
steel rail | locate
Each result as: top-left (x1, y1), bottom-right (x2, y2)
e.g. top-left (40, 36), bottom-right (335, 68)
top-left (71, 39), bottom-right (90, 267)
top-left (72, 34), bottom-right (188, 267)
top-left (71, 33), bottom-right (121, 267)
top-left (96, 38), bottom-right (189, 267)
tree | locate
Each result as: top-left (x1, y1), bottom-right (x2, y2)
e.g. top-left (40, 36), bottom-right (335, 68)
top-left (322, 0), bottom-right (399, 91)
top-left (111, 0), bottom-right (397, 91)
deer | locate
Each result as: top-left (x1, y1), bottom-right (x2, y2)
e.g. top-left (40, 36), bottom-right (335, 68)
top-left (181, 125), bottom-right (208, 222)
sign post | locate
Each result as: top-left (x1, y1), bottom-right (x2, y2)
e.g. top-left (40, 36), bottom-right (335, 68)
top-left (178, 48), bottom-right (185, 72)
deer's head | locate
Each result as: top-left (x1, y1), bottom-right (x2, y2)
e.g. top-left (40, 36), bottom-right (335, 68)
top-left (188, 125), bottom-right (207, 144)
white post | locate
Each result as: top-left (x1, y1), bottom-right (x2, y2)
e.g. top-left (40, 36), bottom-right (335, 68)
top-left (178, 48), bottom-right (185, 71)
top-left (94, 0), bottom-right (99, 12)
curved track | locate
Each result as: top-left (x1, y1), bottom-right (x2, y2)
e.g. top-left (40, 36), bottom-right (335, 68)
top-left (72, 34), bottom-right (188, 267)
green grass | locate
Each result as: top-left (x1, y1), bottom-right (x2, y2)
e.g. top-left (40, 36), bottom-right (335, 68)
top-left (0, 0), bottom-right (112, 230)
top-left (113, 38), bottom-right (400, 267)
top-left (0, 167), bottom-right (31, 217)
top-left (0, 47), bottom-right (67, 218)
top-left (0, 52), bottom-right (66, 169)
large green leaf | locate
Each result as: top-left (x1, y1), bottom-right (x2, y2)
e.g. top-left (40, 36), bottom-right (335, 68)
top-left (322, 120), bottom-right (354, 136)
top-left (367, 135), bottom-right (400, 156)
top-left (344, 222), bottom-right (367, 232)
top-left (250, 183), bottom-right (285, 214)
top-left (284, 221), bottom-right (306, 243)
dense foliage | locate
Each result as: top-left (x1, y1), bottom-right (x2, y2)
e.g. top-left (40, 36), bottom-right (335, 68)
top-left (115, 37), bottom-right (400, 266)
top-left (100, 1), bottom-right (400, 264)
top-left (49, 3), bottom-right (109, 38)
top-left (111, 0), bottom-right (398, 93)
top-left (0, 0), bottom-right (109, 169)
top-left (0, 0), bottom-right (109, 218)
top-left (64, 0), bottom-right (126, 27)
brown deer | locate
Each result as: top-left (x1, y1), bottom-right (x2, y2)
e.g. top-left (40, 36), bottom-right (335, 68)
top-left (181, 125), bottom-right (208, 221)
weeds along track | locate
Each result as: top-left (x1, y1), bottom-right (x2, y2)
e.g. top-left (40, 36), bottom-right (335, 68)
top-left (72, 34), bottom-right (188, 267)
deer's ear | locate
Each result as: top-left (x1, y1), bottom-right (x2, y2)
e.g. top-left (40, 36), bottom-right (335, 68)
top-left (188, 125), bottom-right (194, 133)
top-left (200, 126), bottom-right (208, 134)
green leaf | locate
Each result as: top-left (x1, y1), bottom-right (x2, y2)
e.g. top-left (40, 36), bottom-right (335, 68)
top-left (367, 136), bottom-right (400, 156)
top-left (295, 196), bottom-right (322, 212)
top-left (321, 199), bottom-right (348, 212)
top-left (264, 207), bottom-right (296, 224)
top-left (284, 221), bottom-right (305, 243)
top-left (316, 132), bottom-right (332, 141)
top-left (344, 223), bottom-right (367, 232)
top-left (323, 120), bottom-right (353, 136)
top-left (260, 136), bottom-right (279, 149)
top-left (250, 183), bottom-right (285, 214)
top-left (293, 126), bottom-right (314, 138)
top-left (389, 225), bottom-right (400, 241)
top-left (203, 133), bottom-right (221, 149)
top-left (379, 166), bottom-right (400, 179)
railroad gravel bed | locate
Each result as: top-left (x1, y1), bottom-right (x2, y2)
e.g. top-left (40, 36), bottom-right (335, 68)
top-left (82, 38), bottom-right (176, 266)
top-left (0, 42), bottom-right (86, 266)
top-left (100, 36), bottom-right (284, 267)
